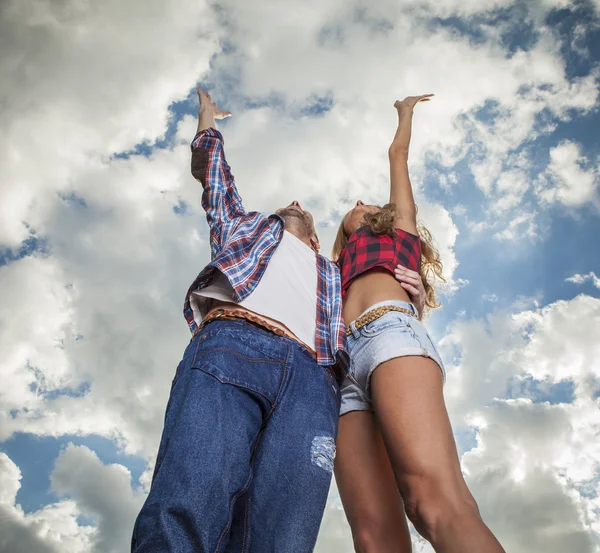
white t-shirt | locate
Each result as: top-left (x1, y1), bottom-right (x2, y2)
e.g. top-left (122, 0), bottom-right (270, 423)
top-left (191, 231), bottom-right (318, 351)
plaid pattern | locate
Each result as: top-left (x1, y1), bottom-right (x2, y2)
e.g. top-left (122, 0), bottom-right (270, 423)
top-left (337, 225), bottom-right (421, 298)
top-left (183, 128), bottom-right (349, 373)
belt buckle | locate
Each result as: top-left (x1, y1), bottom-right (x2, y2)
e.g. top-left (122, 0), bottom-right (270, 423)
top-left (212, 308), bottom-right (225, 318)
top-left (197, 308), bottom-right (226, 333)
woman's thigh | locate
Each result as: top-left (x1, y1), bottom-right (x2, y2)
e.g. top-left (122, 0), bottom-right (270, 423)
top-left (370, 356), bottom-right (474, 512)
top-left (335, 410), bottom-right (412, 553)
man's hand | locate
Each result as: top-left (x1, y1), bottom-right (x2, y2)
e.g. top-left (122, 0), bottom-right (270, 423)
top-left (198, 86), bottom-right (232, 120)
top-left (394, 264), bottom-right (426, 318)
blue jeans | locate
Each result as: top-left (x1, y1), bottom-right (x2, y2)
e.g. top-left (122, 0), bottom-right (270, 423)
top-left (131, 320), bottom-right (341, 553)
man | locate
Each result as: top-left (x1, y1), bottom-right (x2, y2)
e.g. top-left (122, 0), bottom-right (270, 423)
top-left (131, 87), bottom-right (349, 553)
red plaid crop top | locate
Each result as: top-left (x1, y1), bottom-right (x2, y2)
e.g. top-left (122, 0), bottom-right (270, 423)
top-left (336, 226), bottom-right (421, 299)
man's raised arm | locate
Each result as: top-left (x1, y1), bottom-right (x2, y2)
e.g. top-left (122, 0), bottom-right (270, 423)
top-left (191, 86), bottom-right (244, 257)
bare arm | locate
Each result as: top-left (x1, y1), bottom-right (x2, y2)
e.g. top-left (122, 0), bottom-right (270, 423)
top-left (389, 94), bottom-right (433, 234)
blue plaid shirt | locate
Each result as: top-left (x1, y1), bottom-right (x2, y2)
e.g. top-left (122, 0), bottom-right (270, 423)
top-left (184, 128), bottom-right (349, 372)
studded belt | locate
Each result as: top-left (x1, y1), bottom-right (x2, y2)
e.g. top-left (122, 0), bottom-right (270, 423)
top-left (347, 305), bottom-right (416, 336)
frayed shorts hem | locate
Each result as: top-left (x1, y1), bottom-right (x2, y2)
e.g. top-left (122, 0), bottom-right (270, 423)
top-left (339, 351), bottom-right (445, 415)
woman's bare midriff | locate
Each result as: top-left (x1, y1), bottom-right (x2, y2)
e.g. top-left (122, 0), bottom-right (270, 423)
top-left (343, 268), bottom-right (412, 324)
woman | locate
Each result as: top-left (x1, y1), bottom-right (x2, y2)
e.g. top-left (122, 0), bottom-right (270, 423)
top-left (331, 95), bottom-right (505, 553)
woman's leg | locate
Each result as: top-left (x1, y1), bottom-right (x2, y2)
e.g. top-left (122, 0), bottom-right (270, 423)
top-left (371, 356), bottom-right (506, 553)
top-left (335, 410), bottom-right (412, 553)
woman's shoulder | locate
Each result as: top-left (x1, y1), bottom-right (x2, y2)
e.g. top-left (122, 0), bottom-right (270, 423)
top-left (394, 226), bottom-right (420, 241)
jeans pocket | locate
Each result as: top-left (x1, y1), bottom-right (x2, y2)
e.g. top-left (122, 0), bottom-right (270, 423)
top-left (191, 328), bottom-right (285, 404)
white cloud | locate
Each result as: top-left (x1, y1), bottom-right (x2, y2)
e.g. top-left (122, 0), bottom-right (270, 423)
top-left (51, 444), bottom-right (145, 553)
top-left (463, 400), bottom-right (599, 553)
top-left (536, 141), bottom-right (599, 208)
top-left (494, 167), bottom-right (532, 212)
top-left (211, 1), bottom-right (599, 251)
top-left (0, 452), bottom-right (94, 553)
top-left (442, 294), bottom-right (600, 552)
top-left (566, 272), bottom-right (600, 288)
top-left (0, 446), bottom-right (146, 553)
top-left (0, 0), bottom-right (219, 247)
top-left (2, 0), bottom-right (476, 455)
top-left (0, 141), bottom-right (207, 453)
top-left (494, 210), bottom-right (538, 241)
top-left (512, 295), bottom-right (600, 389)
top-left (0, 256), bottom-right (76, 441)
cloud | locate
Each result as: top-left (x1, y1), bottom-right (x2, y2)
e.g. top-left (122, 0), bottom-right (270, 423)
top-left (0, 0), bottom-right (223, 458)
top-left (0, 445), bottom-right (145, 553)
top-left (0, 452), bottom-right (93, 553)
top-left (208, 0), bottom-right (599, 253)
top-left (463, 400), bottom-right (598, 553)
top-left (512, 295), bottom-right (600, 393)
top-left (0, 256), bottom-right (76, 441)
top-left (493, 210), bottom-right (538, 241)
top-left (0, 138), bottom-right (210, 453)
top-left (0, 0), bottom-right (219, 247)
top-left (51, 444), bottom-right (145, 553)
top-left (536, 141), bottom-right (599, 209)
top-left (566, 272), bottom-right (600, 288)
top-left (442, 294), bottom-right (600, 551)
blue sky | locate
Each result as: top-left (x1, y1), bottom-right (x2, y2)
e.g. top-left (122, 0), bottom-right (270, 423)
top-left (0, 1), bottom-right (599, 552)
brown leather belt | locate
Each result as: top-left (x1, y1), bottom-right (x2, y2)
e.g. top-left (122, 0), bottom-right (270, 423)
top-left (194, 308), bottom-right (343, 386)
top-left (194, 307), bottom-right (297, 341)
top-left (347, 305), bottom-right (416, 336)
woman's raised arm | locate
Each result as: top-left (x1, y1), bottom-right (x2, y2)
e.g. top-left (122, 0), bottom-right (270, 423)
top-left (388, 94), bottom-right (433, 234)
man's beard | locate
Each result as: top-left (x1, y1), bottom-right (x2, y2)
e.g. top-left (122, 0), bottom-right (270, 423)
top-left (278, 209), bottom-right (315, 237)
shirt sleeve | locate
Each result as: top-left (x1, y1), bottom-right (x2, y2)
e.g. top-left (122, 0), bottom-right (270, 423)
top-left (328, 262), bottom-right (346, 345)
top-left (191, 128), bottom-right (246, 257)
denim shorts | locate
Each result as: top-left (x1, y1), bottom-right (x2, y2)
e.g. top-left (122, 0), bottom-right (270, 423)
top-left (340, 300), bottom-right (445, 416)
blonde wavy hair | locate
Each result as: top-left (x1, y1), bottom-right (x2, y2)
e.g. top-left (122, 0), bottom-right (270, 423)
top-left (331, 203), bottom-right (445, 315)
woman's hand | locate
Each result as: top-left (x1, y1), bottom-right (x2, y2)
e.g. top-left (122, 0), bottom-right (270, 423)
top-left (394, 264), bottom-right (426, 318)
top-left (394, 94), bottom-right (434, 112)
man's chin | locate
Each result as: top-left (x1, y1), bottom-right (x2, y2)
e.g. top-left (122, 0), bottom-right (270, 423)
top-left (277, 208), bottom-right (302, 218)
